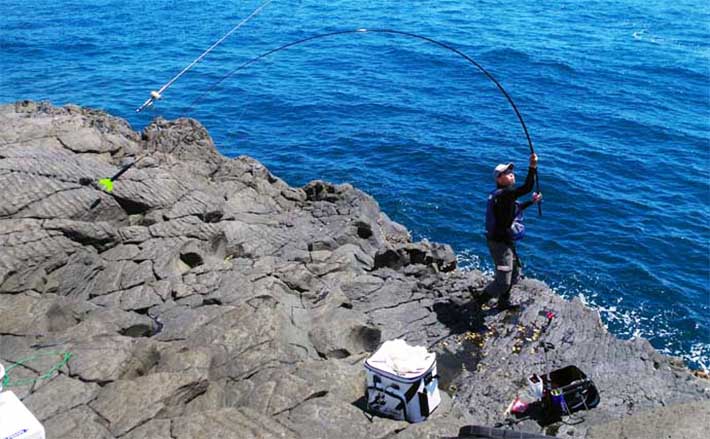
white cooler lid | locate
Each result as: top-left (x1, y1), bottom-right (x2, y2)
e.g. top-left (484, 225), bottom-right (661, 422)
top-left (365, 339), bottom-right (435, 379)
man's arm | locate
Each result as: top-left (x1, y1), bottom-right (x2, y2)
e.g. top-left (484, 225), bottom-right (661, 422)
top-left (519, 193), bottom-right (542, 211)
top-left (513, 154), bottom-right (537, 198)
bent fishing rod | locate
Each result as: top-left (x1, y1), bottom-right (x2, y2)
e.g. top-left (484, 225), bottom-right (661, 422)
top-left (184, 28), bottom-right (542, 215)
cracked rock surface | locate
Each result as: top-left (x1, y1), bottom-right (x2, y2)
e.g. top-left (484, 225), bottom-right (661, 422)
top-left (1, 101), bottom-right (708, 438)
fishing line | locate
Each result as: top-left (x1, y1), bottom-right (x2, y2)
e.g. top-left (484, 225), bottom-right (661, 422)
top-left (1, 351), bottom-right (73, 388)
top-left (184, 28), bottom-right (542, 215)
top-left (136, 0), bottom-right (273, 113)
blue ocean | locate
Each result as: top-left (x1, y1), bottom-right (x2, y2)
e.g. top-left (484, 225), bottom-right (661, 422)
top-left (1, 0), bottom-right (708, 369)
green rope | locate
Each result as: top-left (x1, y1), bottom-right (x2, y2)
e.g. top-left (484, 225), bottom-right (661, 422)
top-left (2, 351), bottom-right (73, 388)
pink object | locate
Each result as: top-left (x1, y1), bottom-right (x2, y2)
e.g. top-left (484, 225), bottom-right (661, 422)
top-left (510, 396), bottom-right (529, 415)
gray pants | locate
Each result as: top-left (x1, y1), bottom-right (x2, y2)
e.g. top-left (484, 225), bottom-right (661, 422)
top-left (483, 240), bottom-right (521, 303)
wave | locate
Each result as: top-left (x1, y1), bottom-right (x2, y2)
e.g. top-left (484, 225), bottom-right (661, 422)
top-left (570, 109), bottom-right (705, 146)
top-left (479, 46), bottom-right (530, 61)
top-left (632, 29), bottom-right (663, 45)
top-left (0, 37), bottom-right (33, 51)
top-left (556, 285), bottom-right (709, 371)
top-left (478, 47), bottom-right (578, 75)
top-left (632, 28), bottom-right (709, 56)
top-left (688, 343), bottom-right (710, 373)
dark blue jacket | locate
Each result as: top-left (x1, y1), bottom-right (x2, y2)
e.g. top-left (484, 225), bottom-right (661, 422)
top-left (485, 167), bottom-right (536, 243)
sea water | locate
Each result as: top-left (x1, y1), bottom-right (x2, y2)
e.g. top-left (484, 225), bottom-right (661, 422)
top-left (1, 0), bottom-right (708, 369)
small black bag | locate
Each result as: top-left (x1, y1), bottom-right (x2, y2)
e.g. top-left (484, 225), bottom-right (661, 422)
top-left (544, 365), bottom-right (600, 414)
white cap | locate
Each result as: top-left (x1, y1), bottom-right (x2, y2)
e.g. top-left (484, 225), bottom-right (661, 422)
top-left (493, 163), bottom-right (514, 179)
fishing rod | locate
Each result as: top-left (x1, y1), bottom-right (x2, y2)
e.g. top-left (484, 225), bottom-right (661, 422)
top-left (81, 155), bottom-right (149, 210)
top-left (185, 28), bottom-right (542, 215)
top-left (135, 0), bottom-right (273, 113)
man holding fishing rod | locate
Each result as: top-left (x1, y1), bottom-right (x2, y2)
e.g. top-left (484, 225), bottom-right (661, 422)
top-left (483, 153), bottom-right (542, 310)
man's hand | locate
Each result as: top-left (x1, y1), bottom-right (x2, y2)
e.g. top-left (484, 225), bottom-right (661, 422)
top-left (530, 153), bottom-right (538, 169)
top-left (532, 192), bottom-right (543, 204)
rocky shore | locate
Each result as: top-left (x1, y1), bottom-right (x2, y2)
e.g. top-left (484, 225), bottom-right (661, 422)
top-left (1, 101), bottom-right (708, 438)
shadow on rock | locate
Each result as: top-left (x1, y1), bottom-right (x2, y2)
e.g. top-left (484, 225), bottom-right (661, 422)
top-left (433, 299), bottom-right (485, 336)
top-left (432, 299), bottom-right (488, 394)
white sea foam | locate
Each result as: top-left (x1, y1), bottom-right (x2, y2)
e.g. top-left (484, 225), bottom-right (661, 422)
top-left (631, 28), bottom-right (706, 55)
top-left (456, 249), bottom-right (486, 274)
top-left (552, 283), bottom-right (709, 370)
top-left (688, 343), bottom-right (710, 373)
top-left (632, 29), bottom-right (662, 45)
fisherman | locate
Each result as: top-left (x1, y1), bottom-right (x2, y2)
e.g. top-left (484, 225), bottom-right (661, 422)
top-left (483, 153), bottom-right (542, 310)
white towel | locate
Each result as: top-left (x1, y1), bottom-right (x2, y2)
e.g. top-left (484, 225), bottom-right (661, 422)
top-left (367, 339), bottom-right (435, 378)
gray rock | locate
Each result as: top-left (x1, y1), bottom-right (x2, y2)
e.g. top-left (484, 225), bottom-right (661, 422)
top-left (120, 260), bottom-right (154, 290)
top-left (143, 117), bottom-right (223, 179)
top-left (374, 240), bottom-right (457, 273)
top-left (63, 307), bottom-right (155, 339)
top-left (118, 226), bottom-right (152, 244)
top-left (44, 219), bottom-right (118, 252)
top-left (308, 289), bottom-right (381, 359)
top-left (23, 374), bottom-right (100, 421)
top-left (90, 261), bottom-right (127, 297)
top-left (100, 244), bottom-right (141, 261)
top-left (172, 407), bottom-right (295, 439)
top-left (0, 294), bottom-right (57, 335)
top-left (118, 284), bottom-right (163, 311)
top-left (277, 393), bottom-right (409, 439)
top-left (153, 304), bottom-right (228, 342)
top-left (89, 372), bottom-right (208, 436)
top-left (121, 419), bottom-right (173, 439)
top-left (42, 405), bottom-right (114, 439)
top-left (67, 335), bottom-right (136, 382)
top-left (585, 399), bottom-right (710, 439)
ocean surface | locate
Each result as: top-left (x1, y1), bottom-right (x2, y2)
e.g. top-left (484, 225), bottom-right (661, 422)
top-left (1, 0), bottom-right (708, 369)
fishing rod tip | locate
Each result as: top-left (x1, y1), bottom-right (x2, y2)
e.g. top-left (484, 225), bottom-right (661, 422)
top-left (137, 91), bottom-right (162, 112)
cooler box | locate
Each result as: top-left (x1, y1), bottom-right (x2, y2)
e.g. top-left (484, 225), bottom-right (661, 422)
top-left (364, 339), bottom-right (441, 423)
top-left (0, 391), bottom-right (45, 439)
